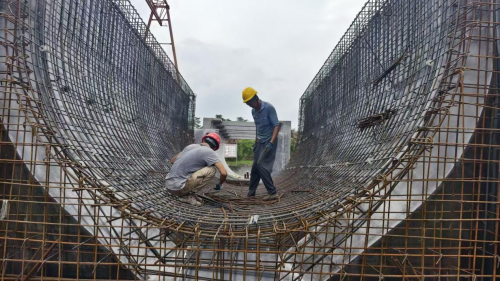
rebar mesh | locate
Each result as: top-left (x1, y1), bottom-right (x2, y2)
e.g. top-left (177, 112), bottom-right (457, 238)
top-left (0, 0), bottom-right (499, 279)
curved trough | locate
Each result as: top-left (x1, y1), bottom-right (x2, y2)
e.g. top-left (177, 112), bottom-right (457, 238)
top-left (0, 0), bottom-right (499, 279)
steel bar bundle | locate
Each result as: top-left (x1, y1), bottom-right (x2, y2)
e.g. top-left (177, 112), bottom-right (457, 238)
top-left (0, 0), bottom-right (499, 280)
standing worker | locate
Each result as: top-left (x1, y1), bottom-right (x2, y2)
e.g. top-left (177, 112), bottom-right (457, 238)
top-left (242, 87), bottom-right (280, 200)
top-left (165, 133), bottom-right (227, 206)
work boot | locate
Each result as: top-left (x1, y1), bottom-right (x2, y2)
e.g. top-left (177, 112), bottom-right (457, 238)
top-left (263, 194), bottom-right (278, 201)
top-left (178, 195), bottom-right (202, 206)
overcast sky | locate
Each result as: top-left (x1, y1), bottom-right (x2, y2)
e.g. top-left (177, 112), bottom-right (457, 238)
top-left (129, 0), bottom-right (367, 129)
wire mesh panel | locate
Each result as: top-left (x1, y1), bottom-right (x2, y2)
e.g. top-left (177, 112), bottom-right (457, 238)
top-left (0, 0), bottom-right (499, 280)
top-left (284, 0), bottom-right (500, 279)
top-left (0, 0), bottom-right (195, 279)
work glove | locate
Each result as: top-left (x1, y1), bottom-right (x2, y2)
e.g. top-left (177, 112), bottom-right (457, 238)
top-left (264, 142), bottom-right (276, 154)
top-left (214, 183), bottom-right (223, 191)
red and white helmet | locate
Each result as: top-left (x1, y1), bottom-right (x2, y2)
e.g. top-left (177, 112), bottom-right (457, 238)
top-left (202, 132), bottom-right (221, 151)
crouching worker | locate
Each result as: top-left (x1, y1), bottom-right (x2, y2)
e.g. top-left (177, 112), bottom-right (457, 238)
top-left (165, 133), bottom-right (227, 206)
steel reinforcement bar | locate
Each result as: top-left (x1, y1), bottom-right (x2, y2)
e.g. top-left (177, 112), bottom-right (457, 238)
top-left (0, 0), bottom-right (499, 280)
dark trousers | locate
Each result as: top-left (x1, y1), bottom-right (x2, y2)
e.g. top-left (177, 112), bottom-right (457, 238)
top-left (248, 140), bottom-right (277, 196)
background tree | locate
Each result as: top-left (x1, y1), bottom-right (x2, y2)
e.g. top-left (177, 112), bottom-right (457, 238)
top-left (215, 114), bottom-right (231, 121)
top-left (236, 140), bottom-right (254, 161)
top-left (290, 128), bottom-right (297, 154)
top-left (194, 117), bottom-right (201, 129)
top-left (236, 117), bottom-right (248, 122)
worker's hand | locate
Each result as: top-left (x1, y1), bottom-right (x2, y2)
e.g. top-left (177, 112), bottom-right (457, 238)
top-left (253, 142), bottom-right (257, 152)
top-left (214, 183), bottom-right (223, 191)
top-left (265, 142), bottom-right (276, 153)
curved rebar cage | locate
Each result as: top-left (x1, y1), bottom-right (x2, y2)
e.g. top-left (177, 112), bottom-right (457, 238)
top-left (1, 0), bottom-right (499, 280)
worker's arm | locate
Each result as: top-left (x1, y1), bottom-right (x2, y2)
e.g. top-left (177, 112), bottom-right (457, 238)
top-left (214, 162), bottom-right (227, 184)
top-left (268, 106), bottom-right (281, 144)
top-left (270, 126), bottom-right (280, 144)
top-left (170, 152), bottom-right (180, 164)
top-left (253, 127), bottom-right (258, 152)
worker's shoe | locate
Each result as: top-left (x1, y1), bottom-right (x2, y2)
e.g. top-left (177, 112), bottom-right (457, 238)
top-left (263, 194), bottom-right (278, 201)
top-left (178, 195), bottom-right (202, 206)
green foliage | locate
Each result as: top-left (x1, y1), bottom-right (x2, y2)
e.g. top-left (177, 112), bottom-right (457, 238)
top-left (215, 114), bottom-right (231, 121)
top-left (215, 115), bottom-right (248, 122)
top-left (290, 137), bottom-right (296, 154)
top-left (290, 128), bottom-right (297, 154)
top-left (227, 135), bottom-right (298, 160)
top-left (224, 140), bottom-right (254, 172)
top-left (236, 139), bottom-right (255, 161)
top-left (226, 159), bottom-right (253, 166)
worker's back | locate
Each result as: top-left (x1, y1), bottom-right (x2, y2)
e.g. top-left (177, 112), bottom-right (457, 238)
top-left (165, 144), bottom-right (220, 191)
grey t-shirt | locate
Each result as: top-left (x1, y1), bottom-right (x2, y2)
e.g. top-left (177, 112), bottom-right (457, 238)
top-left (165, 144), bottom-right (220, 191)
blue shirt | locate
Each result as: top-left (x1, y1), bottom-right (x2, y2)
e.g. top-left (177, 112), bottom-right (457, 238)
top-left (252, 101), bottom-right (280, 143)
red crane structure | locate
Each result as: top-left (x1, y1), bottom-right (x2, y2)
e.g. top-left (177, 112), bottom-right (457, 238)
top-left (144, 0), bottom-right (179, 71)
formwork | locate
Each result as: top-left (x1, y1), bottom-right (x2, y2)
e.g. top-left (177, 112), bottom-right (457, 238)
top-left (0, 0), bottom-right (499, 280)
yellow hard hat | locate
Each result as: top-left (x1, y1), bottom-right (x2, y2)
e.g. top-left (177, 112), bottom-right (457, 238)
top-left (242, 87), bottom-right (257, 103)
